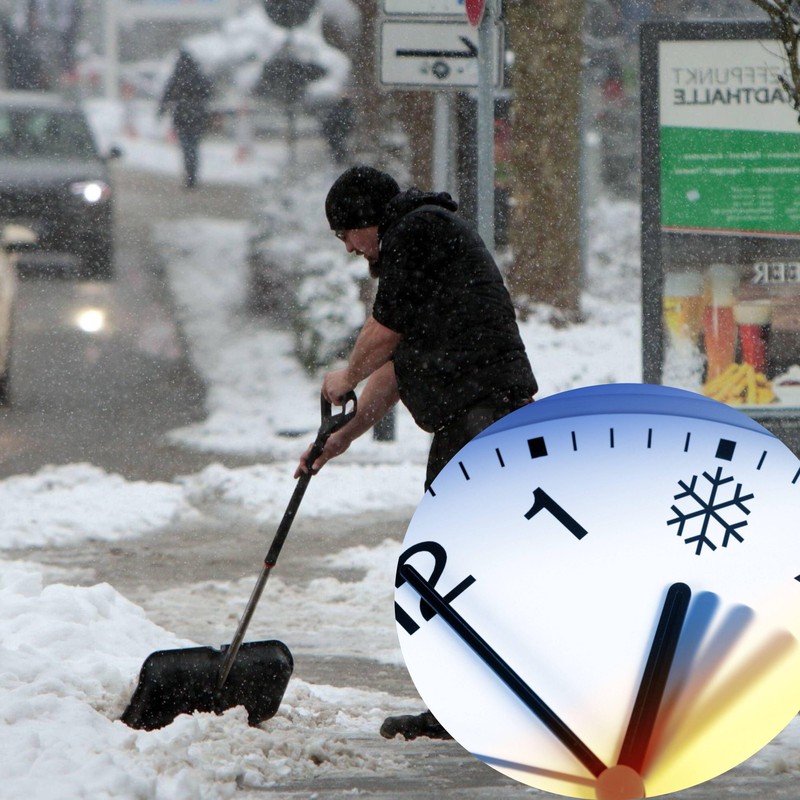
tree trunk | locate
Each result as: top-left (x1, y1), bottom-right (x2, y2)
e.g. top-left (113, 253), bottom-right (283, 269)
top-left (506, 0), bottom-right (585, 316)
top-left (396, 91), bottom-right (435, 187)
top-left (349, 0), bottom-right (389, 165)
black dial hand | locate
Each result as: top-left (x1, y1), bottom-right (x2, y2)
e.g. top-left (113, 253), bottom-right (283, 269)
top-left (617, 581), bottom-right (692, 772)
top-left (399, 563), bottom-right (608, 779)
top-left (595, 583), bottom-right (692, 800)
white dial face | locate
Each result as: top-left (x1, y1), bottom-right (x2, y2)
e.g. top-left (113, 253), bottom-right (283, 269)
top-left (395, 385), bottom-right (800, 800)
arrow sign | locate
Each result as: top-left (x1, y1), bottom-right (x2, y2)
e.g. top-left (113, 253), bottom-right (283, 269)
top-left (396, 36), bottom-right (478, 59)
top-left (380, 20), bottom-right (503, 88)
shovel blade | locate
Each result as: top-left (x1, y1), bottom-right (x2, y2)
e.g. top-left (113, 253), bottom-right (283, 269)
top-left (121, 640), bottom-right (293, 731)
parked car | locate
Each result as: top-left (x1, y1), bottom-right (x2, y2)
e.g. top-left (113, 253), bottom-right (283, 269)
top-left (0, 223), bottom-right (36, 406)
top-left (0, 92), bottom-right (119, 279)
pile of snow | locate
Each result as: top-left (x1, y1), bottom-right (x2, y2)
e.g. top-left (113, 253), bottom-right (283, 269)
top-left (0, 464), bottom-right (199, 549)
top-left (0, 562), bottom-right (415, 799)
top-left (180, 462), bottom-right (423, 522)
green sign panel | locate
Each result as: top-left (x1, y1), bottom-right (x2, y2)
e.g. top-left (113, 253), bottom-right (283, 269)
top-left (659, 39), bottom-right (800, 237)
top-left (661, 126), bottom-right (800, 235)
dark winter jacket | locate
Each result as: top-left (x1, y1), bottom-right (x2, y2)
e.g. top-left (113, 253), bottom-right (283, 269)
top-left (372, 189), bottom-right (537, 432)
top-left (159, 51), bottom-right (213, 136)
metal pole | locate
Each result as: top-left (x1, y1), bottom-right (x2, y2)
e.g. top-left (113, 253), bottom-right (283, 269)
top-left (476, 0), bottom-right (495, 253)
top-left (433, 92), bottom-right (452, 192)
top-left (104, 0), bottom-right (119, 99)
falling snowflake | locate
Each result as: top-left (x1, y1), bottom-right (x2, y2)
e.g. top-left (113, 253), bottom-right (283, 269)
top-left (667, 466), bottom-right (754, 555)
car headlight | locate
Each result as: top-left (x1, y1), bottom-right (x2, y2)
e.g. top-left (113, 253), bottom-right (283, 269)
top-left (75, 307), bottom-right (107, 333)
top-left (69, 181), bottom-right (112, 204)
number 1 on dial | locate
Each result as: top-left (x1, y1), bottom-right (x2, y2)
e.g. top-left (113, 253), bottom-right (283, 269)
top-left (524, 488), bottom-right (589, 540)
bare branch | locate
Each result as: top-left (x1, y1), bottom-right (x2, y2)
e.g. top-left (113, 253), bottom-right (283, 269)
top-left (748, 0), bottom-right (785, 19)
top-left (749, 0), bottom-right (800, 115)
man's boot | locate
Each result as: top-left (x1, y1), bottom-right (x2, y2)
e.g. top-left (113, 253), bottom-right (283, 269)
top-left (380, 710), bottom-right (452, 740)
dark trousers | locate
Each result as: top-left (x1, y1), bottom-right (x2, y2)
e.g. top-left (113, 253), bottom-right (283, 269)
top-left (177, 128), bottom-right (201, 187)
top-left (425, 395), bottom-right (532, 491)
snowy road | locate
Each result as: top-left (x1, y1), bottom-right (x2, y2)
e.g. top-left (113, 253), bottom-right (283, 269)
top-left (0, 166), bottom-right (258, 483)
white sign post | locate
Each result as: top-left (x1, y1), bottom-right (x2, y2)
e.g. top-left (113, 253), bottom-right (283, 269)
top-left (475, 0), bottom-right (495, 252)
top-left (104, 0), bottom-right (120, 99)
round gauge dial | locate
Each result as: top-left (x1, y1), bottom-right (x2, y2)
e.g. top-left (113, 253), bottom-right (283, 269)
top-left (394, 384), bottom-right (800, 799)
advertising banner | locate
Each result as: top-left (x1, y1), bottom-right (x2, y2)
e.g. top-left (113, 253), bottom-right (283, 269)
top-left (641, 22), bottom-right (800, 434)
top-left (660, 39), bottom-right (800, 237)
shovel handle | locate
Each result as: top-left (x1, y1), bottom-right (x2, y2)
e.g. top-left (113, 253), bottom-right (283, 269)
top-left (218, 392), bottom-right (358, 691)
top-left (267, 391), bottom-right (356, 565)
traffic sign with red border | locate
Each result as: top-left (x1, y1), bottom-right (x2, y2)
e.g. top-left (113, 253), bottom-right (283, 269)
top-left (465, 0), bottom-right (485, 26)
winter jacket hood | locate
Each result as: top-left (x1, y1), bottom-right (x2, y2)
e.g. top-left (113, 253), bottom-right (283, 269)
top-left (378, 188), bottom-right (458, 239)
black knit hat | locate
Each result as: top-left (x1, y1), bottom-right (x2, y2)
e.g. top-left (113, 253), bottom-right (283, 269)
top-left (325, 166), bottom-right (400, 230)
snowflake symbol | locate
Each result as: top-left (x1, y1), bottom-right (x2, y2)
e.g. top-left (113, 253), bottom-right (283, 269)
top-left (667, 466), bottom-right (754, 555)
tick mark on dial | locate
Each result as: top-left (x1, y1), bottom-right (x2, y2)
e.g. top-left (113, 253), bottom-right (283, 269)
top-left (647, 428), bottom-right (653, 449)
top-left (495, 448), bottom-right (505, 467)
top-left (757, 451), bottom-right (767, 470)
top-left (610, 428), bottom-right (615, 448)
top-left (528, 437), bottom-right (548, 459)
top-left (459, 461), bottom-right (470, 481)
top-left (684, 432), bottom-right (692, 452)
top-left (571, 431), bottom-right (578, 451)
top-left (715, 438), bottom-right (736, 461)
top-left (792, 467), bottom-right (800, 485)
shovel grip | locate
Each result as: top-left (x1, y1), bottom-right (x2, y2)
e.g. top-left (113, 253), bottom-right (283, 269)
top-left (304, 391), bottom-right (358, 470)
top-left (265, 392), bottom-right (358, 567)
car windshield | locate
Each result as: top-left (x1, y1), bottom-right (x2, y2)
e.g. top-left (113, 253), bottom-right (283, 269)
top-left (0, 108), bottom-right (98, 158)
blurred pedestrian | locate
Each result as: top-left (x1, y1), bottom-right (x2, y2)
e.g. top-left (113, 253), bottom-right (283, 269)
top-left (1, 16), bottom-right (47, 90)
top-left (158, 50), bottom-right (213, 189)
top-left (320, 94), bottom-right (355, 165)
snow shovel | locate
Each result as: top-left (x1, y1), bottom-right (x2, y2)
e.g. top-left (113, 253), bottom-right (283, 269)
top-left (121, 392), bottom-right (358, 731)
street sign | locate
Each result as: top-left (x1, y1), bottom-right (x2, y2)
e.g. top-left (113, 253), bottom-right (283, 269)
top-left (379, 20), bottom-right (503, 88)
top-left (383, 0), bottom-right (467, 16)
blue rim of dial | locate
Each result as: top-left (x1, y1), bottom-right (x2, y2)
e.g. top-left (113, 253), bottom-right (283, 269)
top-left (476, 384), bottom-right (775, 441)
